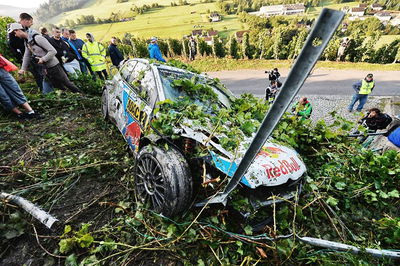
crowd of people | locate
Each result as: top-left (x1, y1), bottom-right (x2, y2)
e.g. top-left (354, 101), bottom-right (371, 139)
top-left (1, 13), bottom-right (399, 150)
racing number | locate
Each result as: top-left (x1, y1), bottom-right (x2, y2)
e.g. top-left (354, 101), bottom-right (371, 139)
top-left (127, 98), bottom-right (149, 128)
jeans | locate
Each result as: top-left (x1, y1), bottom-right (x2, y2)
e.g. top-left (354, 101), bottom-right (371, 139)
top-left (63, 59), bottom-right (81, 76)
top-left (42, 79), bottom-right (54, 94)
top-left (0, 68), bottom-right (27, 111)
top-left (348, 93), bottom-right (368, 112)
top-left (78, 60), bottom-right (87, 73)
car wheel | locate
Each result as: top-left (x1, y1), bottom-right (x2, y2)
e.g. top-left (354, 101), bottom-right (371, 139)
top-left (135, 145), bottom-right (193, 217)
top-left (101, 87), bottom-right (109, 120)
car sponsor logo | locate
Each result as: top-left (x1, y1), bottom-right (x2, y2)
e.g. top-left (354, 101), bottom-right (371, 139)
top-left (258, 146), bottom-right (286, 159)
top-left (126, 98), bottom-right (149, 128)
top-left (124, 122), bottom-right (141, 152)
top-left (261, 157), bottom-right (301, 180)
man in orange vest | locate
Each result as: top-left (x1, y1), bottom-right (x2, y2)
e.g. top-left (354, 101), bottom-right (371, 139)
top-left (348, 73), bottom-right (375, 112)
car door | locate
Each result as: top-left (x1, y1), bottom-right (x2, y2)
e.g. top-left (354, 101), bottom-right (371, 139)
top-left (121, 61), bottom-right (157, 154)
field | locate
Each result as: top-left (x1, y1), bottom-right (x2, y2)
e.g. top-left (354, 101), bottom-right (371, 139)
top-left (307, 0), bottom-right (359, 15)
top-left (48, 0), bottom-right (244, 41)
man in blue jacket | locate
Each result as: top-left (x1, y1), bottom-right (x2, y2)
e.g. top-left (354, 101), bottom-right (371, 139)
top-left (148, 37), bottom-right (166, 62)
top-left (108, 37), bottom-right (124, 67)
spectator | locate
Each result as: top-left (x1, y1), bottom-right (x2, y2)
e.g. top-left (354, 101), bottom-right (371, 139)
top-left (359, 108), bottom-right (392, 132)
top-left (265, 80), bottom-right (279, 104)
top-left (291, 97), bottom-right (312, 120)
top-left (348, 73), bottom-right (375, 112)
top-left (40, 27), bottom-right (53, 43)
top-left (69, 30), bottom-right (90, 74)
top-left (52, 27), bottom-right (80, 75)
top-left (148, 37), bottom-right (166, 62)
top-left (337, 37), bottom-right (350, 62)
top-left (0, 54), bottom-right (38, 119)
top-left (268, 68), bottom-right (281, 83)
top-left (188, 37), bottom-right (197, 61)
top-left (11, 23), bottom-right (81, 93)
top-left (7, 13), bottom-right (45, 91)
top-left (82, 33), bottom-right (108, 80)
top-left (108, 37), bottom-right (124, 68)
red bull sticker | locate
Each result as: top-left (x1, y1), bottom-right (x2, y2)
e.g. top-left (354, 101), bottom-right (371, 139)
top-left (123, 122), bottom-right (141, 152)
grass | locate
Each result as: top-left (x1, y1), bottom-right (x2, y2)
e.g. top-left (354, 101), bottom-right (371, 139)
top-left (307, 1), bottom-right (359, 15)
top-left (374, 35), bottom-right (400, 48)
top-left (48, 0), bottom-right (174, 24)
top-left (187, 58), bottom-right (400, 72)
top-left (49, 0), bottom-right (244, 41)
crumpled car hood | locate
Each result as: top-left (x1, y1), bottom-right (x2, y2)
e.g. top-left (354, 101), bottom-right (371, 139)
top-left (177, 123), bottom-right (307, 189)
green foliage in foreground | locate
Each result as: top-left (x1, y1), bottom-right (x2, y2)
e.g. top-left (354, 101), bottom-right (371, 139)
top-left (0, 74), bottom-right (399, 264)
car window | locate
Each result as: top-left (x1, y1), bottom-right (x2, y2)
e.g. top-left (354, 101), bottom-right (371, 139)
top-left (120, 61), bottom-right (137, 81)
top-left (158, 68), bottom-right (231, 109)
top-left (129, 62), bottom-right (158, 105)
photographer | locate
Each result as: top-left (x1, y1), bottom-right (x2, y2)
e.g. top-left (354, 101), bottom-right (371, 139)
top-left (10, 23), bottom-right (81, 93)
top-left (266, 68), bottom-right (281, 83)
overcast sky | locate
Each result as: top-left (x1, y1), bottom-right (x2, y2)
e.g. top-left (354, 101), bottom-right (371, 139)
top-left (0, 0), bottom-right (48, 8)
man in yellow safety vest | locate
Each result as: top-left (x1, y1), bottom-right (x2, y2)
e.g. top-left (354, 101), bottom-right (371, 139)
top-left (348, 73), bottom-right (375, 112)
top-left (82, 33), bottom-right (108, 80)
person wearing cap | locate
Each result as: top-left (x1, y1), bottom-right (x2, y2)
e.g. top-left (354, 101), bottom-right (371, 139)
top-left (82, 33), bottom-right (108, 80)
top-left (11, 23), bottom-right (81, 94)
top-left (0, 54), bottom-right (39, 120)
top-left (348, 73), bottom-right (375, 112)
top-left (108, 37), bottom-right (124, 68)
top-left (7, 13), bottom-right (47, 92)
top-left (148, 37), bottom-right (166, 62)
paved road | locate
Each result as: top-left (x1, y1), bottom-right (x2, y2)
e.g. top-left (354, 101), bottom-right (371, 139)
top-left (207, 69), bottom-right (400, 97)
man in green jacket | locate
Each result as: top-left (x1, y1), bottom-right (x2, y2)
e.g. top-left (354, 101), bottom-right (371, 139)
top-left (348, 73), bottom-right (375, 112)
top-left (82, 33), bottom-right (108, 80)
top-left (292, 97), bottom-right (312, 120)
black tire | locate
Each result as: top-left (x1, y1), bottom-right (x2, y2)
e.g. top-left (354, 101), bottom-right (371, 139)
top-left (101, 87), bottom-right (108, 120)
top-left (135, 145), bottom-right (193, 217)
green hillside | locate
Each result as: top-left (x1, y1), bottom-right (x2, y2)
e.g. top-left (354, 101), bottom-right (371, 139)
top-left (48, 0), bottom-right (244, 41)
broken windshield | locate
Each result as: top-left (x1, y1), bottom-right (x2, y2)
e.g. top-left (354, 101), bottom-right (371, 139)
top-left (158, 68), bottom-right (231, 109)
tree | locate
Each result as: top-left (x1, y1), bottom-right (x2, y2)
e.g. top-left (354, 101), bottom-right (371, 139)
top-left (241, 32), bottom-right (250, 59)
top-left (228, 36), bottom-right (239, 59)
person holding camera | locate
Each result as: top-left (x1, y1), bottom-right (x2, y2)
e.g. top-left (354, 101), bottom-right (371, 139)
top-left (10, 23), bottom-right (81, 94)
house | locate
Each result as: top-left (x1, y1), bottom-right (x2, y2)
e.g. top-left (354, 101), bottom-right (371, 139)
top-left (191, 30), bottom-right (203, 37)
top-left (371, 3), bottom-right (383, 11)
top-left (209, 12), bottom-right (221, 22)
top-left (285, 4), bottom-right (306, 15)
top-left (348, 16), bottom-right (367, 21)
top-left (204, 36), bottom-right (213, 45)
top-left (235, 30), bottom-right (250, 43)
top-left (358, 3), bottom-right (368, 9)
top-left (207, 30), bottom-right (218, 37)
top-left (390, 15), bottom-right (400, 26)
top-left (374, 12), bottom-right (392, 22)
top-left (349, 7), bottom-right (365, 17)
top-left (252, 3), bottom-right (305, 17)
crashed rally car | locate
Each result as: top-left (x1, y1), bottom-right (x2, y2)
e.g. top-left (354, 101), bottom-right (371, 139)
top-left (102, 59), bottom-right (307, 216)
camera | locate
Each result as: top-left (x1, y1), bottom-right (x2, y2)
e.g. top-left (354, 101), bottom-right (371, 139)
top-left (31, 57), bottom-right (40, 64)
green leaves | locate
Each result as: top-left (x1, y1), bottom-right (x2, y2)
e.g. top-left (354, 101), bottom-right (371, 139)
top-left (59, 224), bottom-right (95, 254)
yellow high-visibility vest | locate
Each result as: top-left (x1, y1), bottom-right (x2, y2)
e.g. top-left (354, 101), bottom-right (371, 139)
top-left (359, 80), bottom-right (374, 95)
top-left (82, 41), bottom-right (106, 72)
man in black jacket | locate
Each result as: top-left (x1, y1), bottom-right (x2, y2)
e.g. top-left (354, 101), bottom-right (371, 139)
top-left (108, 37), bottom-right (124, 68)
top-left (51, 27), bottom-right (80, 75)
